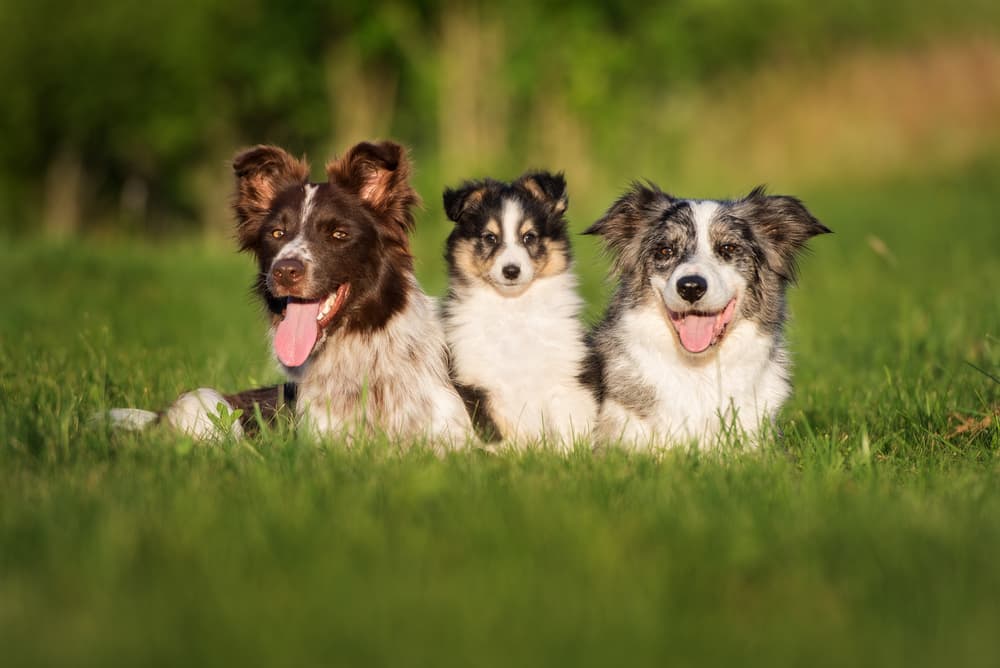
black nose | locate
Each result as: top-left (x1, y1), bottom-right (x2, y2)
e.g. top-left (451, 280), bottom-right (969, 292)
top-left (676, 275), bottom-right (707, 303)
top-left (502, 264), bottom-right (521, 280)
top-left (272, 258), bottom-right (305, 287)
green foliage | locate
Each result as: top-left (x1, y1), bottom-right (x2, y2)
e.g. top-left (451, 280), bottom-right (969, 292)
top-left (1, 0), bottom-right (998, 232)
top-left (1, 151), bottom-right (998, 665)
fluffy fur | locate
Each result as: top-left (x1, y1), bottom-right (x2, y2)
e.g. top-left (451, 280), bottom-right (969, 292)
top-left (228, 141), bottom-right (473, 446)
top-left (111, 142), bottom-right (474, 446)
top-left (585, 184), bottom-right (830, 449)
top-left (442, 171), bottom-right (598, 447)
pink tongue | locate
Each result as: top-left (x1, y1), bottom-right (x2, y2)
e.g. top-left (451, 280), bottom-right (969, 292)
top-left (675, 314), bottom-right (718, 353)
top-left (274, 300), bottom-right (321, 368)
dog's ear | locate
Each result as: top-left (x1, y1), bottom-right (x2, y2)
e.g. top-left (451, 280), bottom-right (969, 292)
top-left (442, 181), bottom-right (488, 223)
top-left (232, 145), bottom-right (310, 251)
top-left (516, 171), bottom-right (568, 216)
top-left (744, 186), bottom-right (831, 282)
top-left (326, 141), bottom-right (420, 236)
top-left (585, 182), bottom-right (672, 274)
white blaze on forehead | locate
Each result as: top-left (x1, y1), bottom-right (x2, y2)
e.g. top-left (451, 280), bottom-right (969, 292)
top-left (501, 197), bottom-right (523, 247)
top-left (689, 200), bottom-right (721, 259)
top-left (301, 184), bottom-right (318, 224)
top-left (274, 185), bottom-right (318, 264)
top-left (490, 196), bottom-right (534, 287)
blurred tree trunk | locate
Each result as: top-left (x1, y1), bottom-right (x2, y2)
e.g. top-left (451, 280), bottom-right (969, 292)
top-left (326, 45), bottom-right (397, 153)
top-left (193, 158), bottom-right (234, 241)
top-left (42, 148), bottom-right (82, 237)
top-left (437, 5), bottom-right (508, 180)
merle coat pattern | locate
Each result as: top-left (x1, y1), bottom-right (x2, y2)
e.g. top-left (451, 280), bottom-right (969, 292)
top-left (585, 184), bottom-right (830, 448)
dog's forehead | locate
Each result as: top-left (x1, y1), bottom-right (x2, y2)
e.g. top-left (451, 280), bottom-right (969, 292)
top-left (466, 189), bottom-right (537, 226)
top-left (298, 182), bottom-right (378, 226)
top-left (309, 182), bottom-right (355, 211)
top-left (646, 201), bottom-right (695, 237)
top-left (709, 205), bottom-right (755, 238)
top-left (271, 183), bottom-right (307, 212)
top-left (270, 182), bottom-right (329, 218)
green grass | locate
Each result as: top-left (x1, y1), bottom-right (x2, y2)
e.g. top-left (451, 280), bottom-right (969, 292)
top-left (1, 156), bottom-right (999, 667)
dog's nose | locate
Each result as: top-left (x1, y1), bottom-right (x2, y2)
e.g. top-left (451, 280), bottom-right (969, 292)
top-left (502, 264), bottom-right (521, 280)
top-left (272, 258), bottom-right (305, 287)
top-left (676, 275), bottom-right (707, 303)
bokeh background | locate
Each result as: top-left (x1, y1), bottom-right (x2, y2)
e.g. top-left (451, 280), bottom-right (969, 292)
top-left (2, 0), bottom-right (999, 383)
top-left (4, 0), bottom-right (998, 252)
top-left (3, 5), bottom-right (1000, 664)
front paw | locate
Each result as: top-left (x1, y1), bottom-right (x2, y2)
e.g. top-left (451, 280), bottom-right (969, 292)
top-left (165, 388), bottom-right (245, 440)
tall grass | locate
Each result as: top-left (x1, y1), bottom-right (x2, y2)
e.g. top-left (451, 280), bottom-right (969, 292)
top-left (1, 148), bottom-right (998, 666)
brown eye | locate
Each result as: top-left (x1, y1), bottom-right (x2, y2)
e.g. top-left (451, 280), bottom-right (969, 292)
top-left (331, 230), bottom-right (348, 240)
top-left (658, 245), bottom-right (674, 258)
top-left (482, 233), bottom-right (498, 246)
top-left (522, 232), bottom-right (537, 245)
top-left (271, 229), bottom-right (285, 240)
top-left (717, 243), bottom-right (738, 259)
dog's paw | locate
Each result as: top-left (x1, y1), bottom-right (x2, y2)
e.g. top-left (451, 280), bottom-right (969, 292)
top-left (102, 408), bottom-right (160, 431)
top-left (165, 388), bottom-right (245, 440)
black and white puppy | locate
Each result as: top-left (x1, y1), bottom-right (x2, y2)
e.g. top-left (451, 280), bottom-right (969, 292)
top-left (441, 172), bottom-right (598, 447)
top-left (585, 184), bottom-right (830, 448)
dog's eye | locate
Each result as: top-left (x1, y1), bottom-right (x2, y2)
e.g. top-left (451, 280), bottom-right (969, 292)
top-left (522, 232), bottom-right (537, 245)
top-left (271, 229), bottom-right (285, 240)
top-left (717, 243), bottom-right (738, 260)
top-left (481, 233), bottom-right (498, 246)
top-left (331, 230), bottom-right (348, 241)
top-left (657, 245), bottom-right (674, 258)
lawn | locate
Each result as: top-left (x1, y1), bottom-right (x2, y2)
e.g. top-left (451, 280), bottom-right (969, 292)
top-left (1, 155), bottom-right (999, 667)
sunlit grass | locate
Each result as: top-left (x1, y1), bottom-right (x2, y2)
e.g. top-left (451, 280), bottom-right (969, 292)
top-left (1, 156), bottom-right (998, 666)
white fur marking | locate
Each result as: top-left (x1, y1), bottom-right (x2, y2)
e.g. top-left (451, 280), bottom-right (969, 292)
top-left (165, 388), bottom-right (244, 440)
top-left (294, 286), bottom-right (473, 449)
top-left (597, 307), bottom-right (788, 448)
top-left (274, 234), bottom-right (314, 265)
top-left (301, 184), bottom-right (318, 224)
top-left (446, 270), bottom-right (597, 447)
top-left (106, 408), bottom-right (159, 430)
top-left (490, 198), bottom-right (535, 287)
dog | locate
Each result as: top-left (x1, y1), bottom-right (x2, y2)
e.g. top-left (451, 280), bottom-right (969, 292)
top-left (441, 171), bottom-right (598, 447)
top-left (584, 184), bottom-right (830, 448)
top-left (112, 141), bottom-right (473, 447)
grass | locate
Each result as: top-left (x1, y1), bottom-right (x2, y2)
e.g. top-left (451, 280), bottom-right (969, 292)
top-left (1, 154), bottom-right (999, 667)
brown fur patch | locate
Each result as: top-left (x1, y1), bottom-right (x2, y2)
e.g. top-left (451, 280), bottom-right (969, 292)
top-left (520, 176), bottom-right (567, 214)
top-left (224, 383), bottom-right (298, 434)
top-left (537, 238), bottom-right (569, 277)
top-left (326, 141), bottom-right (421, 250)
top-left (453, 187), bottom-right (487, 216)
top-left (232, 146), bottom-right (310, 251)
top-left (451, 238), bottom-right (493, 281)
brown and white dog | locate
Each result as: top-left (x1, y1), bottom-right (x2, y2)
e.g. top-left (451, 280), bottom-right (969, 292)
top-left (113, 141), bottom-right (473, 447)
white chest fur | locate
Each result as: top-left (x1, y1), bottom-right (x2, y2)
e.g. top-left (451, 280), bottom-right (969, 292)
top-left (294, 290), bottom-right (473, 447)
top-left (445, 272), bottom-right (598, 445)
top-left (599, 305), bottom-right (790, 448)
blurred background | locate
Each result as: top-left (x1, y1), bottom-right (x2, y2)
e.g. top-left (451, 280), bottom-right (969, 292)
top-left (3, 1), bottom-right (998, 234)
top-left (4, 4), bottom-right (1000, 661)
top-left (2, 0), bottom-right (1000, 316)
